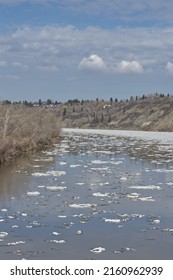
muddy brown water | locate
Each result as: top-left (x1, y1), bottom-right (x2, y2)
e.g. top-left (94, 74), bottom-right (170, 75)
top-left (0, 128), bottom-right (173, 259)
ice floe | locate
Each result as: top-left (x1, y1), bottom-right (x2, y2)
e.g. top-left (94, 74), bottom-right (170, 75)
top-left (69, 203), bottom-right (97, 208)
top-left (103, 218), bottom-right (121, 223)
top-left (0, 232), bottom-right (8, 238)
top-left (49, 240), bottom-right (66, 244)
top-left (75, 230), bottom-right (83, 235)
top-left (129, 185), bottom-right (162, 190)
top-left (46, 186), bottom-right (66, 191)
top-left (52, 232), bottom-right (61, 236)
top-left (92, 192), bottom-right (110, 197)
top-left (27, 191), bottom-right (40, 197)
top-left (6, 241), bottom-right (26, 246)
top-left (90, 247), bottom-right (105, 253)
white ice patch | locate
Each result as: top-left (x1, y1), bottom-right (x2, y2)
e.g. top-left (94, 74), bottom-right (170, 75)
top-left (120, 177), bottom-right (127, 181)
top-left (103, 218), bottom-right (121, 223)
top-left (27, 191), bottom-right (40, 197)
top-left (76, 183), bottom-right (85, 186)
top-left (93, 192), bottom-right (109, 197)
top-left (1, 209), bottom-right (8, 212)
top-left (32, 172), bottom-right (49, 177)
top-left (162, 228), bottom-right (173, 232)
top-left (127, 193), bottom-right (155, 202)
top-left (59, 162), bottom-right (67, 165)
top-left (52, 232), bottom-right (61, 236)
top-left (6, 241), bottom-right (26, 246)
top-left (49, 240), bottom-right (66, 244)
top-left (129, 185), bottom-right (162, 190)
top-left (90, 167), bottom-right (110, 171)
top-left (46, 170), bottom-right (66, 176)
top-left (91, 160), bottom-right (108, 164)
top-left (127, 193), bottom-right (140, 200)
top-left (139, 196), bottom-right (155, 202)
top-left (0, 232), bottom-right (8, 238)
top-left (69, 203), bottom-right (97, 208)
top-left (151, 219), bottom-right (160, 224)
top-left (70, 164), bottom-right (81, 168)
top-left (46, 186), bottom-right (66, 191)
top-left (90, 247), bottom-right (105, 253)
top-left (75, 230), bottom-right (83, 235)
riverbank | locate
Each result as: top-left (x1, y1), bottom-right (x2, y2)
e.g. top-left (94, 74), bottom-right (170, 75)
top-left (59, 94), bottom-right (173, 132)
top-left (0, 104), bottom-right (61, 164)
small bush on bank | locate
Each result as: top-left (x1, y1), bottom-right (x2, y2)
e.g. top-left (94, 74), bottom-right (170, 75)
top-left (0, 104), bottom-right (61, 163)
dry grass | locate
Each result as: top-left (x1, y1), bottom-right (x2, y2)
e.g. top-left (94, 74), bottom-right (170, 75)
top-left (0, 104), bottom-right (61, 163)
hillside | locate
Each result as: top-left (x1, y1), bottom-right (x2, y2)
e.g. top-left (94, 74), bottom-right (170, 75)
top-left (56, 94), bottom-right (173, 132)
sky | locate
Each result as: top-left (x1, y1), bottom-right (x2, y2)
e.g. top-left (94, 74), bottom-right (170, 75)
top-left (0, 0), bottom-right (173, 102)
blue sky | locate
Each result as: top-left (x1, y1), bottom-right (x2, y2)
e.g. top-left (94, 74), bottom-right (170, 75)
top-left (0, 0), bottom-right (173, 102)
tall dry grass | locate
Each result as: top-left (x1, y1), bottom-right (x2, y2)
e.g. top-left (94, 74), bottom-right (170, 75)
top-left (0, 104), bottom-right (61, 163)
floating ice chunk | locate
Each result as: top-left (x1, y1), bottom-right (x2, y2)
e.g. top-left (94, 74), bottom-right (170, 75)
top-left (129, 185), bottom-right (162, 190)
top-left (151, 219), bottom-right (160, 224)
top-left (76, 183), bottom-right (85, 186)
top-left (59, 162), bottom-right (67, 165)
top-left (90, 167), bottom-right (110, 171)
top-left (69, 203), bottom-right (97, 208)
top-left (46, 170), bottom-right (66, 176)
top-left (12, 225), bottom-right (19, 228)
top-left (1, 209), bottom-right (8, 212)
top-left (93, 192), bottom-right (109, 197)
top-left (166, 182), bottom-right (173, 186)
top-left (90, 247), bottom-right (105, 253)
top-left (70, 164), bottom-right (81, 168)
top-left (52, 232), bottom-right (61, 236)
top-left (139, 196), bottom-right (155, 202)
top-left (75, 230), bottom-right (83, 235)
top-left (91, 160), bottom-right (108, 164)
top-left (32, 172), bottom-right (49, 177)
top-left (58, 215), bottom-right (67, 218)
top-left (6, 241), bottom-right (26, 246)
top-left (0, 232), bottom-right (8, 238)
top-left (49, 240), bottom-right (66, 244)
top-left (46, 186), bottom-right (66, 191)
top-left (27, 191), bottom-right (40, 197)
top-left (121, 247), bottom-right (136, 252)
top-left (162, 228), bottom-right (173, 232)
top-left (0, 219), bottom-right (4, 222)
top-left (114, 250), bottom-right (121, 254)
top-left (127, 193), bottom-right (140, 200)
top-left (37, 185), bottom-right (45, 188)
top-left (103, 218), bottom-right (121, 223)
top-left (21, 213), bottom-right (27, 217)
top-left (120, 177), bottom-right (127, 181)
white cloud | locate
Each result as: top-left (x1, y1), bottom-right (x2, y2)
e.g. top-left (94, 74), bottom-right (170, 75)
top-left (115, 60), bottom-right (143, 74)
top-left (79, 54), bottom-right (107, 72)
top-left (1, 25), bottom-right (173, 75)
top-left (166, 62), bottom-right (173, 74)
top-left (79, 55), bottom-right (143, 74)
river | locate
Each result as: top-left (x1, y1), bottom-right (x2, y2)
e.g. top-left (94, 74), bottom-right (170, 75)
top-left (0, 128), bottom-right (173, 259)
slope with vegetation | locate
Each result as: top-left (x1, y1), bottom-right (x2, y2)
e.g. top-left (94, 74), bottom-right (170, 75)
top-left (57, 93), bottom-right (173, 132)
top-left (0, 104), bottom-right (61, 164)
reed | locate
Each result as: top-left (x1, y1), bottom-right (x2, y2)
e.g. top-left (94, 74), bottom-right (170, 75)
top-left (0, 104), bottom-right (61, 163)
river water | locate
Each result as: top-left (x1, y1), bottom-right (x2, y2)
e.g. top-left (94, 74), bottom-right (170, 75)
top-left (0, 128), bottom-right (173, 260)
